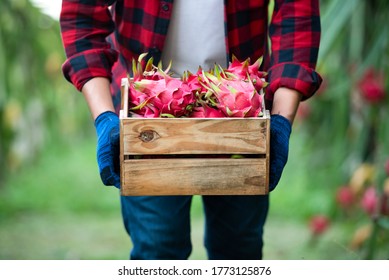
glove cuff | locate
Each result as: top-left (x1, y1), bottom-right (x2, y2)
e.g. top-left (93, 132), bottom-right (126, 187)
top-left (94, 111), bottom-right (119, 129)
top-left (270, 114), bottom-right (292, 138)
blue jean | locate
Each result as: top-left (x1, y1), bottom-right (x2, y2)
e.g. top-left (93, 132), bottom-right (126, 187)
top-left (120, 195), bottom-right (269, 260)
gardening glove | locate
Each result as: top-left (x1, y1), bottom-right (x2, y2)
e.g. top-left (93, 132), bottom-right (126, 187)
top-left (94, 111), bottom-right (121, 189)
top-left (269, 114), bottom-right (292, 192)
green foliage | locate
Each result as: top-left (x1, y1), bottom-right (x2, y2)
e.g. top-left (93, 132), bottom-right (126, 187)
top-left (0, 138), bottom-right (120, 218)
top-left (0, 0), bottom-right (92, 184)
top-left (277, 0), bottom-right (389, 259)
top-left (0, 136), bottom-right (130, 259)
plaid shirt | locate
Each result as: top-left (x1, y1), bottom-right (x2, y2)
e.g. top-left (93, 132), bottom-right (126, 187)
top-left (60, 0), bottom-right (322, 112)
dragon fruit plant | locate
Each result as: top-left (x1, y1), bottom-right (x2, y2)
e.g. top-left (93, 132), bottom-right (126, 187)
top-left (127, 53), bottom-right (268, 118)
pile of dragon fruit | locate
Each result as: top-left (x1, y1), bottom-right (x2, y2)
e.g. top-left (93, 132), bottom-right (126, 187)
top-left (128, 53), bottom-right (268, 118)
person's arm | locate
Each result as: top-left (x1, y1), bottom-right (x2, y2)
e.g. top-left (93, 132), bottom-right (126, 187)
top-left (271, 87), bottom-right (302, 124)
top-left (267, 0), bottom-right (322, 191)
top-left (60, 1), bottom-right (121, 188)
top-left (81, 77), bottom-right (115, 120)
top-left (267, 0), bottom-right (322, 104)
top-left (79, 77), bottom-right (121, 189)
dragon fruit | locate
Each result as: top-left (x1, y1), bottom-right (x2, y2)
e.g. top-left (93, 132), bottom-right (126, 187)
top-left (200, 68), bottom-right (263, 118)
top-left (127, 53), bottom-right (267, 118)
top-left (213, 78), bottom-right (262, 117)
top-left (191, 104), bottom-right (226, 118)
top-left (128, 54), bottom-right (196, 117)
top-left (130, 53), bottom-right (167, 81)
top-left (225, 55), bottom-right (268, 92)
top-left (128, 82), bottom-right (160, 118)
top-left (131, 75), bottom-right (196, 118)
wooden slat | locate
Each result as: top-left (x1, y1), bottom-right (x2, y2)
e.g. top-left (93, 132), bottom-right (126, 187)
top-left (121, 118), bottom-right (268, 155)
top-left (120, 158), bottom-right (267, 196)
top-left (264, 110), bottom-right (271, 189)
top-left (120, 78), bottom-right (129, 118)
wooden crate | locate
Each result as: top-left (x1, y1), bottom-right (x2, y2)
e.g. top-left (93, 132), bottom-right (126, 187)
top-left (119, 78), bottom-right (270, 196)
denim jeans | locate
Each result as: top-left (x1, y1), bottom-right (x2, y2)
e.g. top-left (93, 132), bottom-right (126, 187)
top-left (120, 195), bottom-right (269, 260)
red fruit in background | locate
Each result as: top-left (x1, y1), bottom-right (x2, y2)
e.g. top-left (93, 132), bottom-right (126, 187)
top-left (358, 68), bottom-right (386, 104)
top-left (309, 215), bottom-right (330, 236)
top-left (385, 159), bottom-right (389, 176)
top-left (361, 186), bottom-right (378, 216)
top-left (380, 195), bottom-right (389, 216)
top-left (336, 186), bottom-right (355, 209)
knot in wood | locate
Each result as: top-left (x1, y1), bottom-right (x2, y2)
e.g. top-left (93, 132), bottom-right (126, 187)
top-left (139, 130), bottom-right (159, 142)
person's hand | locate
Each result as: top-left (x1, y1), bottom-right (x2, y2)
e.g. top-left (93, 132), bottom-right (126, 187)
top-left (269, 114), bottom-right (292, 191)
top-left (94, 111), bottom-right (121, 188)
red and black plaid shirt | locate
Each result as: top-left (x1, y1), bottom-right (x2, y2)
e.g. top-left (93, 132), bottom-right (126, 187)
top-left (60, 0), bottom-right (322, 112)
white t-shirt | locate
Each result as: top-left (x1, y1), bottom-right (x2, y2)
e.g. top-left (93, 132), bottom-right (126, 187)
top-left (161, 0), bottom-right (227, 76)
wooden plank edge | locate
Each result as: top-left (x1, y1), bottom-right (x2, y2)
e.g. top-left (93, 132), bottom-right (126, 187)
top-left (120, 158), bottom-right (268, 196)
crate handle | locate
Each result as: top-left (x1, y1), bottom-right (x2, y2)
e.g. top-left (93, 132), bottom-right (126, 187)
top-left (120, 78), bottom-right (129, 118)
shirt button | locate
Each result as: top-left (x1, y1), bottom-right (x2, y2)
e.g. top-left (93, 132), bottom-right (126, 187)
top-left (161, 3), bottom-right (169, 11)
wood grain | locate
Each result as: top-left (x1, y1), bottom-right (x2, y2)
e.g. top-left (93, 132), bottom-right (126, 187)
top-left (119, 78), bottom-right (271, 196)
top-left (120, 158), bottom-right (267, 196)
top-left (121, 118), bottom-right (268, 155)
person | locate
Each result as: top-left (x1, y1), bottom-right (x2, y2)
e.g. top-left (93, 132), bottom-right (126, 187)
top-left (60, 0), bottom-right (322, 260)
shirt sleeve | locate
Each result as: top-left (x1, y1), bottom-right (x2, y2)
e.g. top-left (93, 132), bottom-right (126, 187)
top-left (267, 0), bottom-right (323, 100)
top-left (60, 0), bottom-right (118, 91)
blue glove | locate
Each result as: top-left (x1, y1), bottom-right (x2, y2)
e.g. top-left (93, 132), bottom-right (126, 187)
top-left (269, 114), bottom-right (292, 192)
top-left (94, 111), bottom-right (121, 188)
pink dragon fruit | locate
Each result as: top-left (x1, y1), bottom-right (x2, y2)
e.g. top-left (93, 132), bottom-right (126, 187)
top-left (130, 74), bottom-right (196, 118)
top-left (128, 54), bottom-right (196, 117)
top-left (191, 104), bottom-right (226, 118)
top-left (130, 53), bottom-right (172, 82)
top-left (182, 69), bottom-right (204, 94)
top-left (127, 53), bottom-right (267, 118)
top-left (225, 56), bottom-right (268, 92)
top-left (128, 82), bottom-right (160, 118)
top-left (202, 72), bottom-right (263, 118)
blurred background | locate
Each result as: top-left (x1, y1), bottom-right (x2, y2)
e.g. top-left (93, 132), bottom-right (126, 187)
top-left (0, 0), bottom-right (388, 260)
